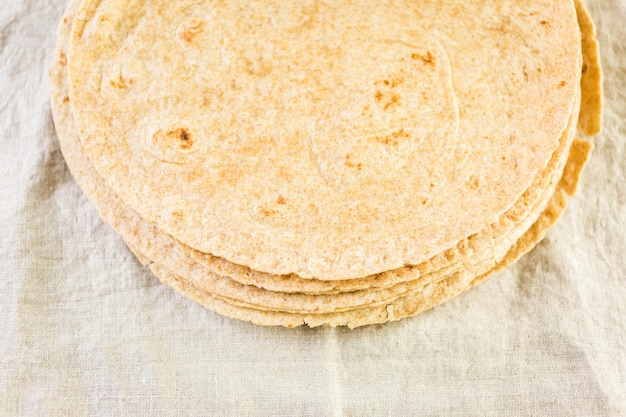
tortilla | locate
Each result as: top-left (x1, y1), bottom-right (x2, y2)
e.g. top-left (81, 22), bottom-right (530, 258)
top-left (51, 0), bottom-right (599, 325)
top-left (52, 39), bottom-right (581, 312)
top-left (67, 0), bottom-right (582, 279)
top-left (54, 0), bottom-right (596, 296)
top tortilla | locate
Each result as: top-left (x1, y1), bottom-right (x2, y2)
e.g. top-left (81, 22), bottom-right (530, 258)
top-left (67, 0), bottom-right (582, 279)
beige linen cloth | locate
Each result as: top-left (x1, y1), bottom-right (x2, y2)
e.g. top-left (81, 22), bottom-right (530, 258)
top-left (1, 1), bottom-right (624, 415)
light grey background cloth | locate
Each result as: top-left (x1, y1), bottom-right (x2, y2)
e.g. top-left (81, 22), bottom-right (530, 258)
top-left (1, 1), bottom-right (624, 415)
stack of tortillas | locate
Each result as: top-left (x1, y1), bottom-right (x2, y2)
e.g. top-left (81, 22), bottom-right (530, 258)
top-left (50, 0), bottom-right (602, 328)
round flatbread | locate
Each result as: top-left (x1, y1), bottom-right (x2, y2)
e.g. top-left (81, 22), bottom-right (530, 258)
top-left (52, 0), bottom-right (599, 326)
top-left (67, 0), bottom-right (582, 278)
top-left (52, 25), bottom-right (581, 312)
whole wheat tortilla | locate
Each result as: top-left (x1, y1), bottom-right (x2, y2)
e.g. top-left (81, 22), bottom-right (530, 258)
top-left (53, 1), bottom-right (597, 318)
top-left (52, 37), bottom-right (580, 313)
top-left (50, 1), bottom-right (585, 313)
top-left (53, 0), bottom-right (599, 296)
top-left (51, 0), bottom-right (596, 320)
top-left (53, 38), bottom-right (579, 314)
top-left (67, 0), bottom-right (582, 279)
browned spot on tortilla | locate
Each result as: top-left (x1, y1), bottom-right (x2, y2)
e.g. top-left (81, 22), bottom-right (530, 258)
top-left (153, 127), bottom-right (194, 150)
top-left (376, 78), bottom-right (402, 88)
top-left (559, 81), bottom-right (567, 88)
top-left (383, 93), bottom-right (401, 110)
top-left (177, 128), bottom-right (193, 149)
top-left (62, 96), bottom-right (69, 104)
top-left (180, 19), bottom-right (204, 44)
top-left (375, 86), bottom-right (402, 110)
top-left (58, 51), bottom-right (67, 66)
top-left (411, 51), bottom-right (436, 66)
top-left (345, 154), bottom-right (362, 170)
top-left (277, 196), bottom-right (286, 205)
top-left (109, 75), bottom-right (129, 89)
top-left (172, 210), bottom-right (184, 220)
top-left (468, 176), bottom-right (479, 190)
top-left (373, 129), bottom-right (410, 146)
top-left (260, 208), bottom-right (277, 216)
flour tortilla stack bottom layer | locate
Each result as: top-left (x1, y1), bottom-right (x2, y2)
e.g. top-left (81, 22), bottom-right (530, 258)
top-left (50, 0), bottom-right (602, 327)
